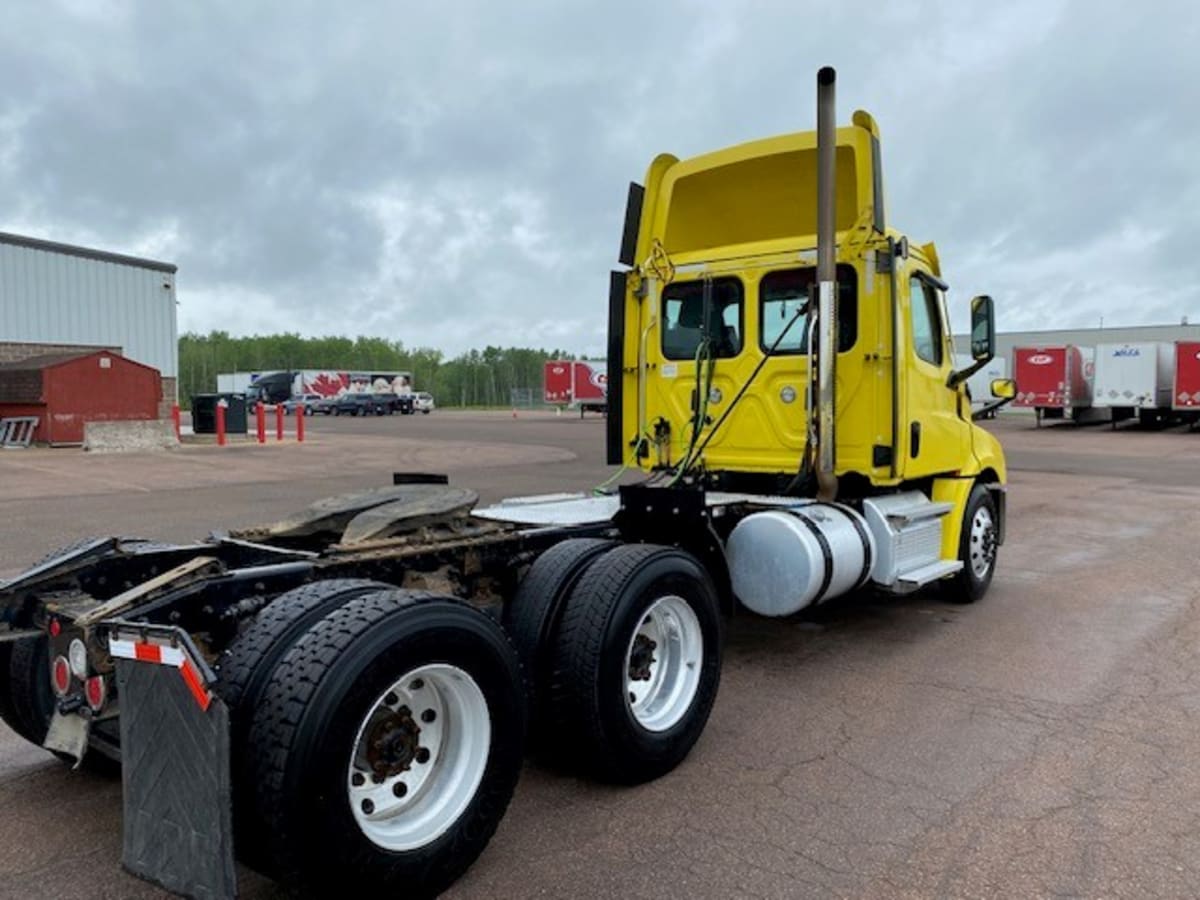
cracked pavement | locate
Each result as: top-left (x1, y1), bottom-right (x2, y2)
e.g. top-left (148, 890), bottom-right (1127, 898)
top-left (1, 412), bottom-right (1198, 899)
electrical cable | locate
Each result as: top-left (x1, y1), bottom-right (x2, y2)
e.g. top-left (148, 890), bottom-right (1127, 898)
top-left (672, 300), bottom-right (808, 482)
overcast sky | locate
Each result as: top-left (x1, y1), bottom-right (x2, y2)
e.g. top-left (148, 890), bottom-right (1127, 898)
top-left (2, 0), bottom-right (1197, 356)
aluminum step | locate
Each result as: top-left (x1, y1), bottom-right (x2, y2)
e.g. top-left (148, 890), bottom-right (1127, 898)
top-left (895, 559), bottom-right (964, 593)
top-left (883, 501), bottom-right (954, 526)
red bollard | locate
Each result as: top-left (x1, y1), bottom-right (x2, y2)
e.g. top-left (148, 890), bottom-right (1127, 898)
top-left (216, 403), bottom-right (227, 447)
top-left (276, 404), bottom-right (285, 442)
top-left (171, 404), bottom-right (181, 441)
top-left (256, 402), bottom-right (266, 444)
top-left (296, 405), bottom-right (305, 443)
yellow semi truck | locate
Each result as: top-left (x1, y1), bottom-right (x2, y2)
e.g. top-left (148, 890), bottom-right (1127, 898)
top-left (606, 65), bottom-right (1011, 609)
top-left (0, 67), bottom-right (1011, 898)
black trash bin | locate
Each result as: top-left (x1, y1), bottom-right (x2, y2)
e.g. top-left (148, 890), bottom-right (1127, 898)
top-left (191, 393), bottom-right (248, 434)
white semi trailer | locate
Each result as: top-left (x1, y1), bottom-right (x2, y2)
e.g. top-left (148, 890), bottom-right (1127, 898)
top-left (954, 354), bottom-right (1007, 418)
top-left (1091, 342), bottom-right (1176, 427)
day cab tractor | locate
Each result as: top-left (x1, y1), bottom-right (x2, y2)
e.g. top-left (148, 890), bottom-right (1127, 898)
top-left (0, 68), bottom-right (1013, 899)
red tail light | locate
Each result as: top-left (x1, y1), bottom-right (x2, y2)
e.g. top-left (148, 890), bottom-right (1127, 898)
top-left (52, 656), bottom-right (71, 696)
top-left (85, 675), bottom-right (106, 711)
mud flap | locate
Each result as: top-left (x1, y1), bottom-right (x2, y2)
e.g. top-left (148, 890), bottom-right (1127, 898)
top-left (111, 623), bottom-right (236, 900)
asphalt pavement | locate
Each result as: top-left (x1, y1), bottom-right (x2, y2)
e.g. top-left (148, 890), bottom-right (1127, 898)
top-left (1, 411), bottom-right (1198, 899)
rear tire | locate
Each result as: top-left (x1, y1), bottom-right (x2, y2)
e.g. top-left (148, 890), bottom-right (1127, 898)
top-left (216, 578), bottom-right (392, 862)
top-left (505, 538), bottom-right (615, 750)
top-left (249, 590), bottom-right (525, 897)
top-left (0, 642), bottom-right (17, 734)
top-left (547, 544), bottom-right (722, 783)
top-left (6, 636), bottom-right (53, 746)
top-left (944, 484), bottom-right (998, 604)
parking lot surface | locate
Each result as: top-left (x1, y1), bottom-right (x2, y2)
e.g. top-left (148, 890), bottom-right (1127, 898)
top-left (1, 411), bottom-right (1198, 898)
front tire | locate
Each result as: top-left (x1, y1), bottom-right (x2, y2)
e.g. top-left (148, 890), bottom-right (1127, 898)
top-left (249, 590), bottom-right (525, 897)
top-left (547, 544), bottom-right (722, 783)
top-left (945, 484), bottom-right (999, 604)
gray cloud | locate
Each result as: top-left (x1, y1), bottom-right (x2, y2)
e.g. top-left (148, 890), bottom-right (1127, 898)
top-left (2, 0), bottom-right (1197, 354)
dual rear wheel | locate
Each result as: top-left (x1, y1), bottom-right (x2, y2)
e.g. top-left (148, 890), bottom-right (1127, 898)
top-left (228, 541), bottom-right (722, 893)
top-left (508, 540), bottom-right (723, 783)
top-left (238, 589), bottom-right (524, 896)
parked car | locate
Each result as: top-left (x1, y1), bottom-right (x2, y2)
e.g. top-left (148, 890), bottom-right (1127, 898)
top-left (376, 392), bottom-right (415, 415)
top-left (413, 391), bottom-right (435, 414)
top-left (314, 395), bottom-right (338, 415)
top-left (281, 393), bottom-right (324, 415)
top-left (333, 393), bottom-right (389, 416)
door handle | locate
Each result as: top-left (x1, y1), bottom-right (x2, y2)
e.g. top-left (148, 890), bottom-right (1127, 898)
top-left (910, 421), bottom-right (921, 458)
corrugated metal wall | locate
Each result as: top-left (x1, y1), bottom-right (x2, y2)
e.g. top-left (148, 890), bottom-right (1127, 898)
top-left (0, 240), bottom-right (177, 376)
top-left (954, 323), bottom-right (1200, 367)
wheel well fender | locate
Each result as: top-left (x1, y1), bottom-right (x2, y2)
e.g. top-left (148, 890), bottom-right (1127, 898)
top-left (977, 467), bottom-right (1006, 546)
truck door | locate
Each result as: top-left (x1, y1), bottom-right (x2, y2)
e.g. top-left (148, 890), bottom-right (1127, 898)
top-left (902, 270), bottom-right (967, 478)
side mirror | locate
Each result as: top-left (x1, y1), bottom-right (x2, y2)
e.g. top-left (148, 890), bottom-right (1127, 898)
top-left (970, 295), bottom-right (995, 361)
top-left (990, 378), bottom-right (1016, 400)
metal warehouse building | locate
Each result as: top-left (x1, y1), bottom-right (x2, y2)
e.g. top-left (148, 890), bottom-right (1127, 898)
top-left (0, 232), bottom-right (178, 415)
top-left (954, 321), bottom-right (1200, 366)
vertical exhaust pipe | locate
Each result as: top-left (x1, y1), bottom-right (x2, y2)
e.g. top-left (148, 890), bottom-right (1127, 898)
top-left (815, 66), bottom-right (838, 500)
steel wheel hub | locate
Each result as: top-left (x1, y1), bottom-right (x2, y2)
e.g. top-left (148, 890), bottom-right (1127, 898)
top-left (624, 594), bottom-right (703, 733)
top-left (347, 663), bottom-right (490, 851)
top-left (969, 506), bottom-right (996, 578)
top-left (365, 707), bottom-right (421, 778)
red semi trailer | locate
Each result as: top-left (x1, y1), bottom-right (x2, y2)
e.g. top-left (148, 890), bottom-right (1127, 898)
top-left (544, 359), bottom-right (607, 416)
top-left (1012, 345), bottom-right (1098, 426)
top-left (1173, 340), bottom-right (1200, 426)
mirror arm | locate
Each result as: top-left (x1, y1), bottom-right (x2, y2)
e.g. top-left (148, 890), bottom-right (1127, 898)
top-left (972, 394), bottom-right (1014, 421)
top-left (947, 353), bottom-right (991, 389)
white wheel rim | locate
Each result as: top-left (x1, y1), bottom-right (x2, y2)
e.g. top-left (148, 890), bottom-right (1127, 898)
top-left (347, 663), bottom-right (491, 852)
top-left (969, 506), bottom-right (996, 578)
top-left (624, 595), bottom-right (703, 733)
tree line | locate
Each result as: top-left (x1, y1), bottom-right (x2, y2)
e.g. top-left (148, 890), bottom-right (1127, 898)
top-left (178, 332), bottom-right (577, 408)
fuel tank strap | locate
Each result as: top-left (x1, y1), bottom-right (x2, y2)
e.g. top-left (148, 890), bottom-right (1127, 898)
top-left (789, 510), bottom-right (834, 604)
top-left (832, 502), bottom-right (874, 590)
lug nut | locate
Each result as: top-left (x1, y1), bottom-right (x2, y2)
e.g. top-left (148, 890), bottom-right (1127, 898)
top-left (362, 799), bottom-right (374, 814)
top-left (393, 782), bottom-right (408, 798)
top-left (415, 748), bottom-right (431, 764)
top-left (421, 709), bottom-right (436, 723)
top-left (352, 772), bottom-right (365, 787)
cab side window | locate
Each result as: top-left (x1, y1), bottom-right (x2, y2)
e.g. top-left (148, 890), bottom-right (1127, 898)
top-left (661, 277), bottom-right (744, 360)
top-left (909, 276), bottom-right (943, 366)
top-left (759, 264), bottom-right (858, 354)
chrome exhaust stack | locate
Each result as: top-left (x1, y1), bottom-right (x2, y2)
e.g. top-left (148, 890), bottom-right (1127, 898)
top-left (815, 66), bottom-right (838, 500)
